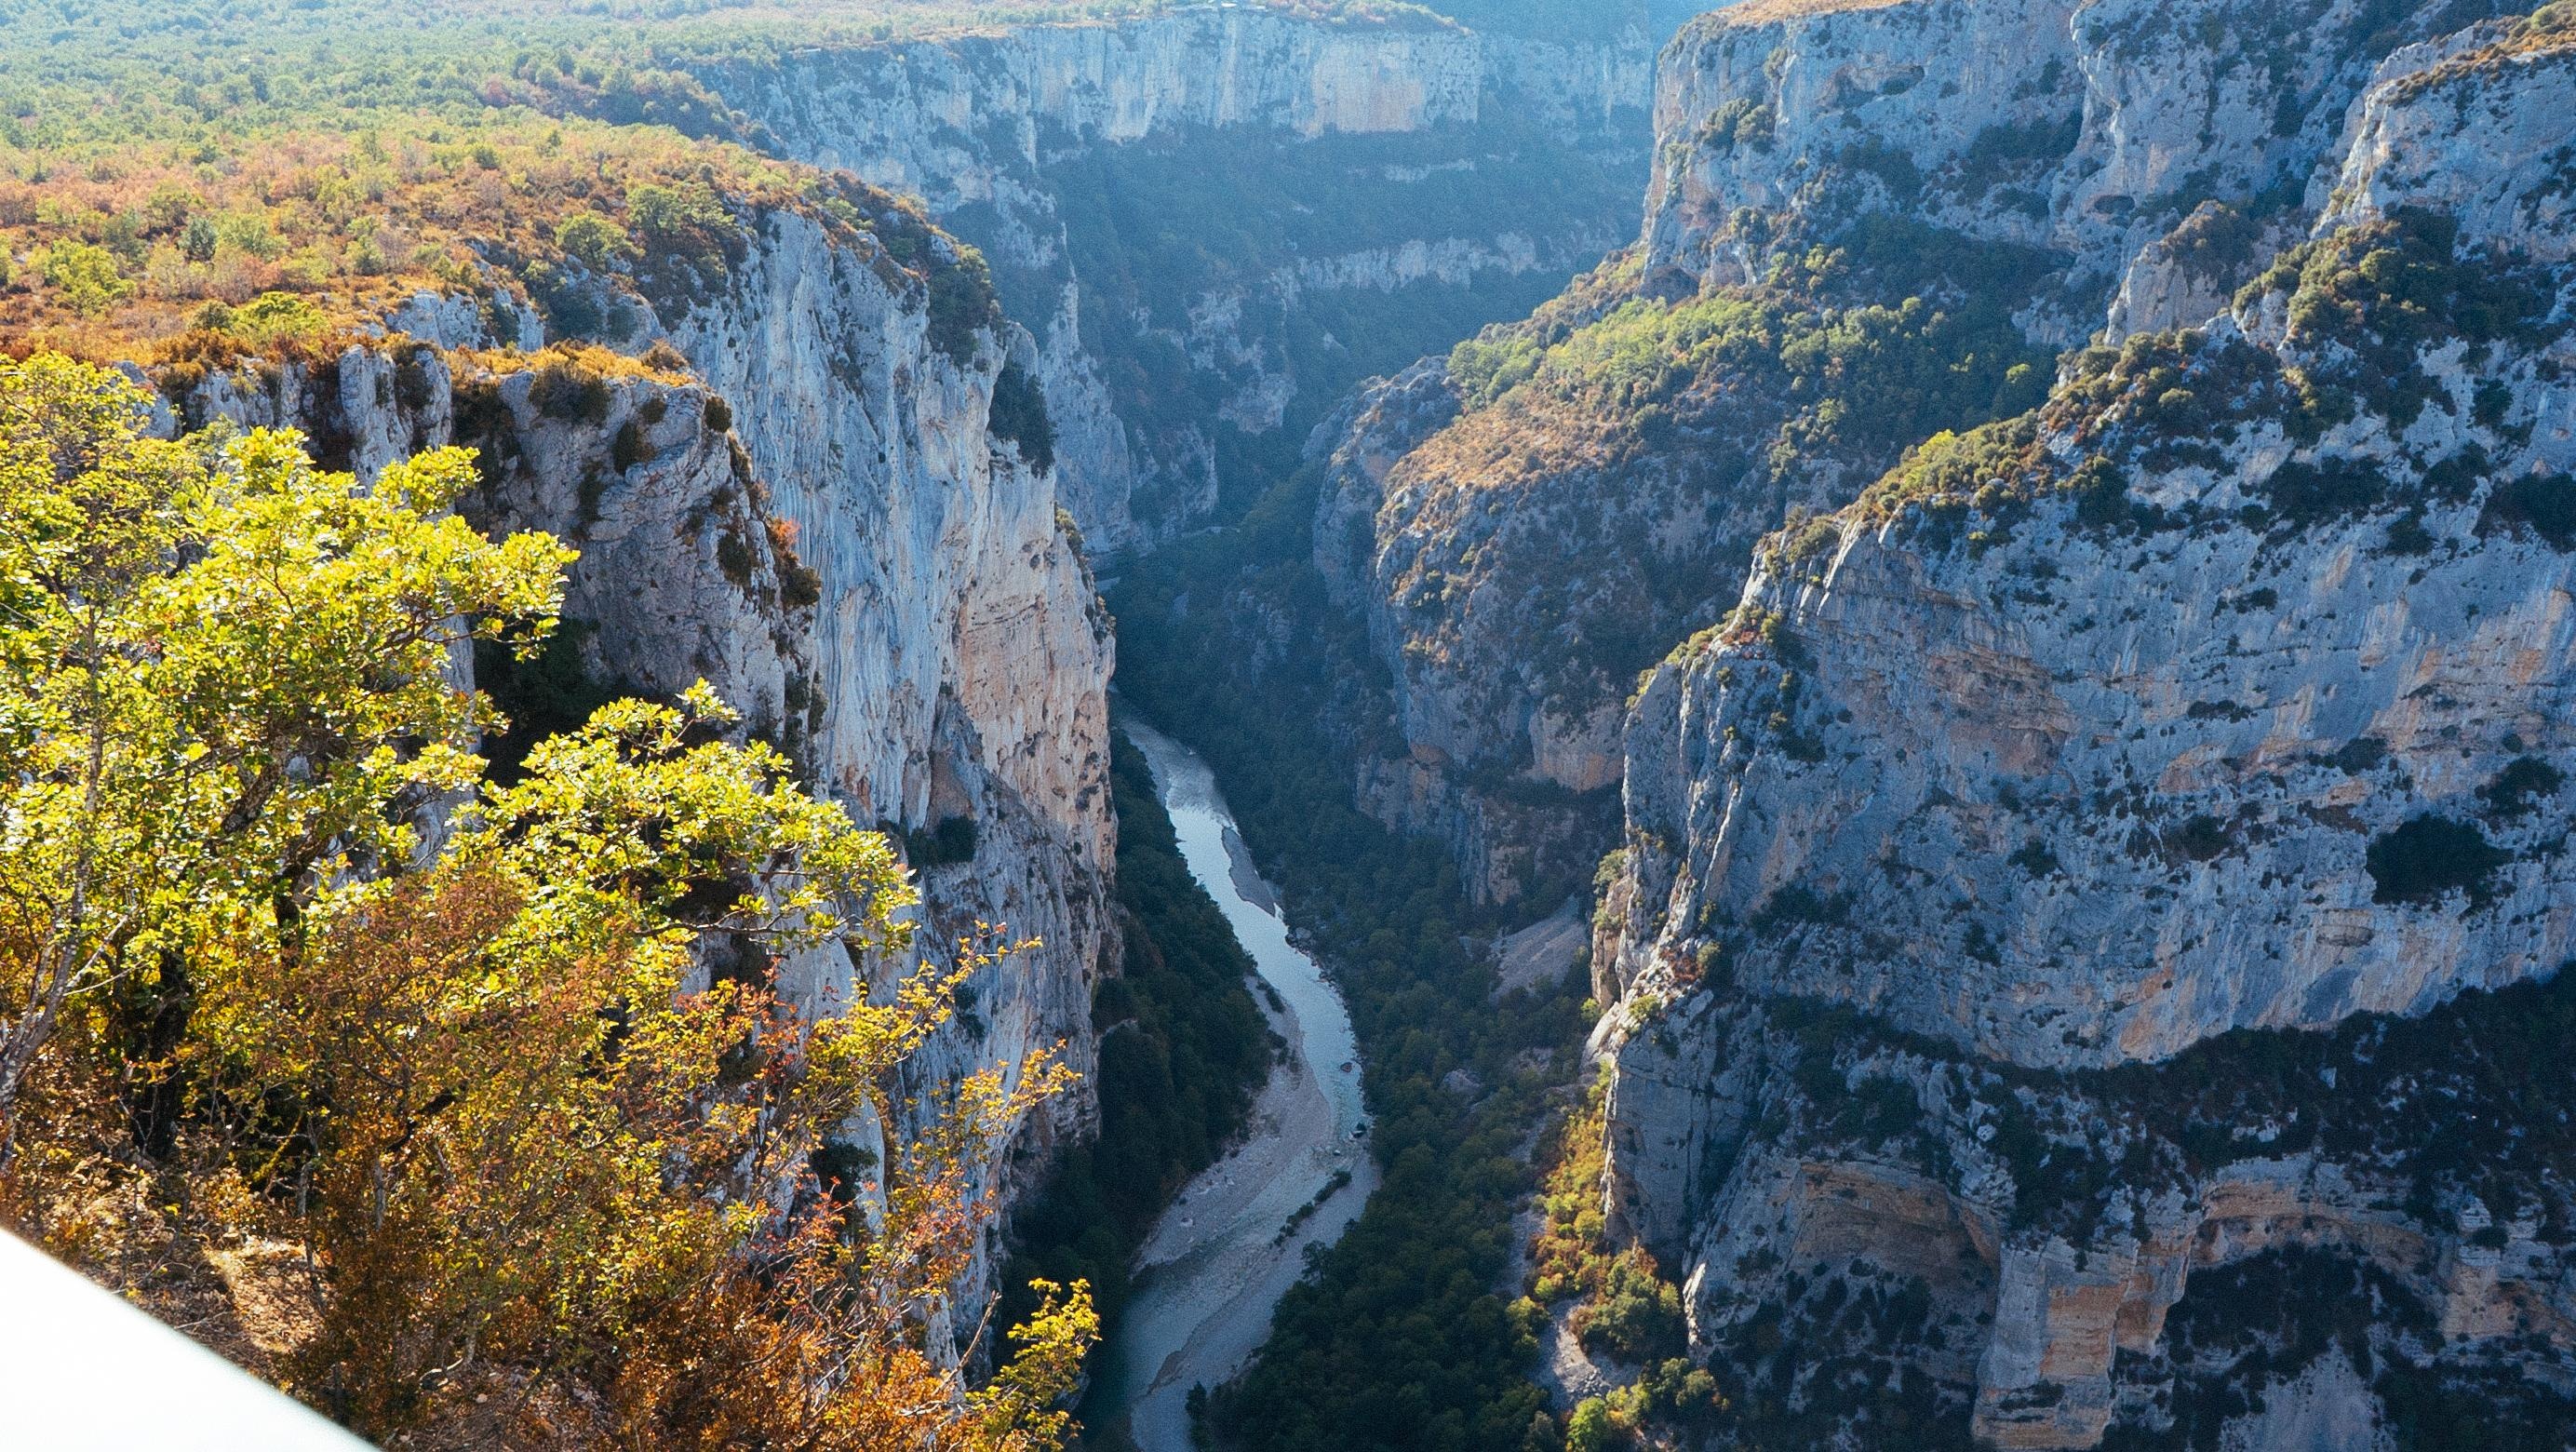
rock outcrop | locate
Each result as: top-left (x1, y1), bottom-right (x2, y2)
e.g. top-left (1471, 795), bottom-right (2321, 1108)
top-left (1589, 7), bottom-right (2576, 1445)
top-left (1640, 0), bottom-right (2525, 338)
top-left (1317, 0), bottom-right (2547, 909)
top-left (704, 6), bottom-right (1662, 552)
top-left (154, 182), bottom-right (1115, 1324)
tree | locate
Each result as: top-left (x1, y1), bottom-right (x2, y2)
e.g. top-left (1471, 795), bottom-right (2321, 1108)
top-left (556, 210), bottom-right (636, 272)
top-left (232, 289), bottom-right (330, 344)
top-left (627, 180), bottom-right (730, 241)
top-left (0, 354), bottom-right (570, 1153)
top-left (194, 695), bottom-right (1089, 1444)
top-left (1565, 1397), bottom-right (1613, 1452)
top-left (34, 241), bottom-right (134, 316)
top-left (0, 356), bottom-right (1094, 1449)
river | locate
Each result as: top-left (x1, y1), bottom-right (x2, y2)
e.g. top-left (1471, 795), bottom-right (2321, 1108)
top-left (1088, 718), bottom-right (1377, 1452)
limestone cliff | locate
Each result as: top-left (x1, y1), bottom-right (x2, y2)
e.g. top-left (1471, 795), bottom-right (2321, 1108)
top-left (1318, 0), bottom-right (2543, 910)
top-left (1639, 0), bottom-right (2520, 338)
top-left (1590, 7), bottom-right (2576, 1445)
top-left (701, 6), bottom-right (1660, 553)
top-left (153, 183), bottom-right (1115, 1324)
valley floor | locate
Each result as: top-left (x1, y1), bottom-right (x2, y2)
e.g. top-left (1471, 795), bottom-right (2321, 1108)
top-left (1088, 720), bottom-right (1377, 1452)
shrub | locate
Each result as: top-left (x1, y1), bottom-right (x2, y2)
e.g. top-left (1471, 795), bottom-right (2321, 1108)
top-left (611, 419), bottom-right (651, 473)
top-left (780, 558), bottom-right (823, 609)
top-left (1701, 97), bottom-right (1777, 154)
top-left (629, 180), bottom-right (730, 240)
top-left (1576, 1247), bottom-right (1687, 1363)
top-left (233, 289), bottom-right (329, 346)
top-left (2248, 208), bottom-right (2556, 428)
top-left (2478, 470), bottom-right (2576, 550)
top-left (532, 356), bottom-right (613, 425)
top-left (1566, 1398), bottom-right (1615, 1452)
top-left (214, 210), bottom-right (283, 260)
top-left (987, 357), bottom-right (1055, 473)
top-left (524, 259), bottom-right (605, 338)
top-left (2166, 814), bottom-right (2232, 863)
top-left (926, 243), bottom-right (1000, 365)
top-left (36, 240), bottom-right (134, 316)
top-left (2366, 815), bottom-right (2509, 908)
top-left (555, 211), bottom-right (635, 272)
top-left (628, 178), bottom-right (742, 288)
top-left (765, 516), bottom-right (822, 608)
top-left (2479, 757), bottom-right (2564, 819)
top-left (715, 527), bottom-right (757, 586)
top-left (906, 814), bottom-right (980, 867)
top-left (2263, 457), bottom-right (2385, 526)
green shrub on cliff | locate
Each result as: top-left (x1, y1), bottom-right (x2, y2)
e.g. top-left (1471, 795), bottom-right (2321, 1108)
top-left (1429, 230), bottom-right (2053, 488)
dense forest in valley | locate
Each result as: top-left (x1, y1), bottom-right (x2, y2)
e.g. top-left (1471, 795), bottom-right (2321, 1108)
top-left (1110, 464), bottom-right (1595, 1452)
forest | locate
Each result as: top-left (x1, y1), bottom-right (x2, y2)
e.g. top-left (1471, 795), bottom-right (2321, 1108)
top-left (1109, 455), bottom-right (1596, 1452)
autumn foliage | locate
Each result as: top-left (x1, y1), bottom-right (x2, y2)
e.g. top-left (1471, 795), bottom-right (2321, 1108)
top-left (0, 353), bottom-right (1092, 1448)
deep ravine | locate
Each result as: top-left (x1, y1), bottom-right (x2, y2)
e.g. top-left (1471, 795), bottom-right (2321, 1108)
top-left (1091, 719), bottom-right (1377, 1452)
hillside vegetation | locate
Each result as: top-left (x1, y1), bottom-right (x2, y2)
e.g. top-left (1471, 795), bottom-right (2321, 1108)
top-left (0, 0), bottom-right (1634, 153)
top-left (0, 354), bottom-right (1094, 1448)
top-left (0, 117), bottom-right (965, 355)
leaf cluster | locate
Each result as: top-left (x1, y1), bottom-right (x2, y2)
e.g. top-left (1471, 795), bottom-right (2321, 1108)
top-left (0, 355), bottom-right (1095, 1450)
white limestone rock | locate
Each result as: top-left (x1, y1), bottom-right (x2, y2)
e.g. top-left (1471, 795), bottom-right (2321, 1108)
top-left (155, 193), bottom-right (1117, 1326)
top-left (705, 7), bottom-right (1658, 553)
top-left (1582, 11), bottom-right (2576, 1447)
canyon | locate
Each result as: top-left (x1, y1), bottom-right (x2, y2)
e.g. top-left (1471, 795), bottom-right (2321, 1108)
top-left (13, 0), bottom-right (2576, 1447)
top-left (87, 0), bottom-right (1684, 1400)
top-left (1578, 1), bottom-right (2576, 1445)
top-left (1144, 0), bottom-right (2576, 1444)
top-left (152, 190), bottom-right (1114, 1323)
top-left (703, 4), bottom-right (1669, 553)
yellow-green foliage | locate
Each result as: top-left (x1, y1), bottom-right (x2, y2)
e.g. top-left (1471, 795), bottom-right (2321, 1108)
top-left (1423, 242), bottom-right (2046, 490)
top-left (0, 355), bottom-right (1095, 1449)
top-left (2380, 1), bottom-right (2576, 101)
top-left (0, 116), bottom-right (918, 359)
top-left (34, 240), bottom-right (134, 316)
top-left (1861, 415), bottom-right (2052, 516)
top-left (553, 209), bottom-right (636, 270)
top-left (1527, 1086), bottom-right (1613, 1307)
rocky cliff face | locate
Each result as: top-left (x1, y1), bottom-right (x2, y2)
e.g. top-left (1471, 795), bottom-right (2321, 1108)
top-left (154, 186), bottom-right (1115, 1324)
top-left (703, 7), bottom-right (1660, 553)
top-left (1640, 0), bottom-right (2520, 337)
top-left (1589, 7), bottom-right (2576, 1445)
top-left (1318, 0), bottom-right (2549, 911)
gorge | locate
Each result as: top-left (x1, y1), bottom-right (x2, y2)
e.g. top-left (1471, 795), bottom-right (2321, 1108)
top-left (2, 0), bottom-right (2574, 1449)
top-left (1095, 719), bottom-right (1374, 1452)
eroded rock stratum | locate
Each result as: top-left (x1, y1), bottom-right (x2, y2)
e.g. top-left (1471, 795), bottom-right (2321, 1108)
top-left (1550, 1), bottom-right (2576, 1445)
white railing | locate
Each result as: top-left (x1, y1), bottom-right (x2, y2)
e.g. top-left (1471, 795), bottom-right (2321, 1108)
top-left (0, 1228), bottom-right (373, 1450)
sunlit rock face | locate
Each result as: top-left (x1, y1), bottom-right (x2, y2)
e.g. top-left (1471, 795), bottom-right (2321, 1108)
top-left (704, 7), bottom-right (1662, 555)
top-left (1315, 0), bottom-right (2538, 911)
top-left (159, 194), bottom-right (1117, 1324)
top-left (1583, 4), bottom-right (2576, 1445)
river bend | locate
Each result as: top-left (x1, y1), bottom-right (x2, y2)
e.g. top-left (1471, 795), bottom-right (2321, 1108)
top-left (1092, 719), bottom-right (1376, 1451)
